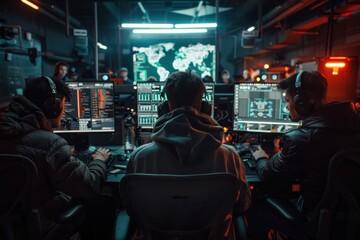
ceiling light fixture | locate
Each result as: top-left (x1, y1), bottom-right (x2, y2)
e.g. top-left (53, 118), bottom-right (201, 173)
top-left (21, 0), bottom-right (39, 10)
top-left (97, 42), bottom-right (108, 50)
top-left (175, 23), bottom-right (217, 28)
top-left (121, 23), bottom-right (173, 29)
top-left (133, 29), bottom-right (208, 34)
top-left (247, 26), bottom-right (255, 32)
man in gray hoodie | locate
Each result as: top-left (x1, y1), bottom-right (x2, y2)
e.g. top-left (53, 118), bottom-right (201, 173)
top-left (127, 71), bottom-right (251, 239)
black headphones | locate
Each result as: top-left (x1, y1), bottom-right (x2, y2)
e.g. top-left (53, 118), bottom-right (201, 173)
top-left (42, 76), bottom-right (63, 119)
top-left (293, 71), bottom-right (315, 116)
top-left (157, 77), bottom-right (212, 117)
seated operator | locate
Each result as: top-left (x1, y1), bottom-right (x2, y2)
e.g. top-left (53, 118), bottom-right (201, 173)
top-left (126, 71), bottom-right (251, 239)
top-left (0, 77), bottom-right (114, 239)
top-left (250, 71), bottom-right (360, 239)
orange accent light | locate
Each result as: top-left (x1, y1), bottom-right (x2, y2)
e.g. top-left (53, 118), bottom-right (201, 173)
top-left (325, 62), bottom-right (346, 68)
top-left (250, 185), bottom-right (254, 190)
top-left (264, 64), bottom-right (270, 69)
top-left (325, 62), bottom-right (346, 75)
top-left (21, 0), bottom-right (39, 10)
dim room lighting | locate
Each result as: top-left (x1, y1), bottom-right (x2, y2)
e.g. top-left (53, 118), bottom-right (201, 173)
top-left (133, 29), bottom-right (208, 34)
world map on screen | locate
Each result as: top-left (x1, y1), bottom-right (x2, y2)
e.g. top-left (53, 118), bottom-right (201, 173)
top-left (133, 42), bottom-right (215, 82)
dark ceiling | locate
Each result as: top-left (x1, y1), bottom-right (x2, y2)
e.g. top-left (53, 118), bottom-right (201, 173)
top-left (42, 0), bottom-right (290, 34)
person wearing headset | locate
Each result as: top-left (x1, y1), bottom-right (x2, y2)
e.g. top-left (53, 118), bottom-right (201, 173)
top-left (126, 71), bottom-right (251, 239)
top-left (249, 71), bottom-right (360, 239)
top-left (0, 77), bottom-right (114, 239)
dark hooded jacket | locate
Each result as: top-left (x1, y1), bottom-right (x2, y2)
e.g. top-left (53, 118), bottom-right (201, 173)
top-left (127, 106), bottom-right (251, 238)
top-left (0, 96), bottom-right (107, 219)
top-left (256, 101), bottom-right (360, 214)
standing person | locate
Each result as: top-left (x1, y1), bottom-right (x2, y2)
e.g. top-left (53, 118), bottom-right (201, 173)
top-left (0, 76), bottom-right (115, 239)
top-left (248, 71), bottom-right (360, 239)
top-left (220, 69), bottom-right (233, 85)
top-left (243, 68), bottom-right (253, 82)
top-left (119, 67), bottom-right (134, 85)
top-left (127, 71), bottom-right (251, 239)
top-left (53, 61), bottom-right (70, 81)
top-left (68, 66), bottom-right (79, 81)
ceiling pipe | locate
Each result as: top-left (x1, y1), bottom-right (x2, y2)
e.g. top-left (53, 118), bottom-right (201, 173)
top-left (138, 2), bottom-right (151, 23)
top-left (262, 0), bottom-right (318, 29)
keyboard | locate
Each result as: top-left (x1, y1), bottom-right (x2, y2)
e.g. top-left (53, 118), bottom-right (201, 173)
top-left (241, 153), bottom-right (257, 170)
top-left (73, 153), bottom-right (126, 167)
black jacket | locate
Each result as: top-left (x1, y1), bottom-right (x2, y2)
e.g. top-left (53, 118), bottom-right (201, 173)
top-left (0, 96), bottom-right (107, 219)
top-left (257, 101), bottom-right (360, 213)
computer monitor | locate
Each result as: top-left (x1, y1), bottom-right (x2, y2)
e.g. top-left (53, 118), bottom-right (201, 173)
top-left (54, 81), bottom-right (115, 133)
top-left (233, 83), bottom-right (300, 133)
top-left (137, 82), bottom-right (215, 129)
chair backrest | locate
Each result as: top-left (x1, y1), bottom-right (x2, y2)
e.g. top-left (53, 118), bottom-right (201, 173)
top-left (120, 173), bottom-right (239, 239)
top-left (0, 154), bottom-right (38, 223)
top-left (308, 148), bottom-right (360, 240)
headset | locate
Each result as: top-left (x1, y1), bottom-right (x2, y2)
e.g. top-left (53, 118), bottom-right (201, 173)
top-left (42, 76), bottom-right (63, 119)
top-left (157, 74), bottom-right (212, 117)
top-left (293, 71), bottom-right (315, 116)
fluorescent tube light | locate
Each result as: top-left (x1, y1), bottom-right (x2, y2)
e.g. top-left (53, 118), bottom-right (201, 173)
top-left (247, 26), bottom-right (255, 32)
top-left (133, 29), bottom-right (208, 34)
top-left (21, 0), bottom-right (39, 10)
top-left (97, 42), bottom-right (107, 50)
top-left (121, 23), bottom-right (173, 29)
top-left (175, 23), bottom-right (217, 28)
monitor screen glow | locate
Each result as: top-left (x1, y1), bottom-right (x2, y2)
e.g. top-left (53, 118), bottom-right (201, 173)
top-left (54, 82), bottom-right (115, 133)
top-left (233, 83), bottom-right (300, 133)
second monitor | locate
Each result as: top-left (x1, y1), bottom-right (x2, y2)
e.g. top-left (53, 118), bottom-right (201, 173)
top-left (137, 82), bottom-right (215, 129)
top-left (233, 83), bottom-right (300, 133)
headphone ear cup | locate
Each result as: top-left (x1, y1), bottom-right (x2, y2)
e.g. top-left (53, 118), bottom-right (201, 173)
top-left (43, 97), bottom-right (62, 119)
top-left (157, 100), bottom-right (170, 118)
top-left (293, 92), bottom-right (315, 116)
top-left (200, 101), bottom-right (212, 116)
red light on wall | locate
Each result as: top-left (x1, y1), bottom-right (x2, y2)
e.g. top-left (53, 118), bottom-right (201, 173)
top-left (325, 62), bottom-right (346, 75)
top-left (325, 62), bottom-right (346, 68)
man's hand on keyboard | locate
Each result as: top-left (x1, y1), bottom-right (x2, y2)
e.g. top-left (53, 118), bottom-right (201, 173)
top-left (251, 145), bottom-right (269, 161)
top-left (92, 148), bottom-right (111, 162)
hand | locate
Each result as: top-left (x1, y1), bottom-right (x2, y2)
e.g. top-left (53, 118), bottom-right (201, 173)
top-left (251, 145), bottom-right (269, 161)
top-left (92, 148), bottom-right (111, 162)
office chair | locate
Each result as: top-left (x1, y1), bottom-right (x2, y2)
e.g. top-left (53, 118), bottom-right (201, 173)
top-left (0, 154), bottom-right (85, 240)
top-left (116, 173), bottom-right (245, 240)
top-left (265, 148), bottom-right (360, 240)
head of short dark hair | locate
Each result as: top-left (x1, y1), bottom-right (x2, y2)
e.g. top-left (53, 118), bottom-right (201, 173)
top-left (163, 71), bottom-right (205, 109)
top-left (278, 71), bottom-right (328, 101)
top-left (24, 76), bottom-right (72, 111)
top-left (55, 61), bottom-right (69, 73)
top-left (222, 70), bottom-right (230, 75)
top-left (202, 75), bottom-right (214, 82)
top-left (147, 76), bottom-right (157, 82)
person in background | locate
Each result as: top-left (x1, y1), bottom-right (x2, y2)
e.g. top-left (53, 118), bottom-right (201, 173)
top-left (68, 66), bottom-right (79, 81)
top-left (146, 76), bottom-right (157, 82)
top-left (0, 76), bottom-right (115, 240)
top-left (119, 67), bottom-right (134, 85)
top-left (243, 68), bottom-right (253, 82)
top-left (127, 71), bottom-right (251, 239)
top-left (220, 69), bottom-right (233, 85)
top-left (248, 71), bottom-right (360, 239)
top-left (53, 61), bottom-right (70, 81)
top-left (202, 75), bottom-right (214, 83)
